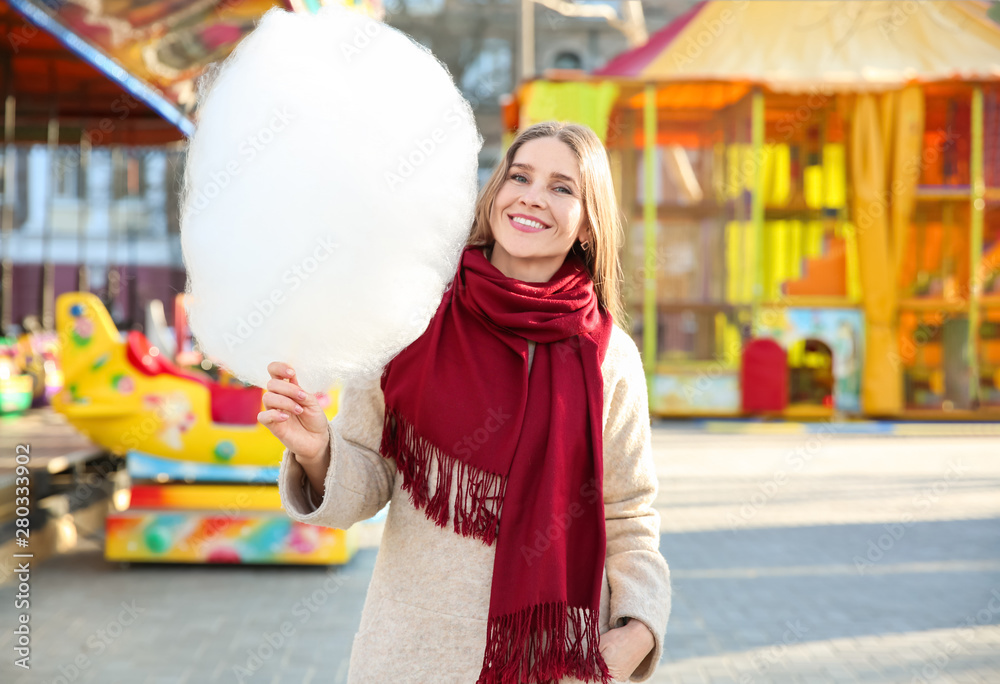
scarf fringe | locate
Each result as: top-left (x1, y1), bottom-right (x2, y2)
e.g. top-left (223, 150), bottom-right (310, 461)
top-left (476, 602), bottom-right (612, 684)
top-left (381, 407), bottom-right (508, 545)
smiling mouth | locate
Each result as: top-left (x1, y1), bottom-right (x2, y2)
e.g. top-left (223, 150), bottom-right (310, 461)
top-left (509, 215), bottom-right (549, 232)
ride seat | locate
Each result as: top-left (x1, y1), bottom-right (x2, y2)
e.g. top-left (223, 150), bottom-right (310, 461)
top-left (125, 331), bottom-right (262, 425)
top-left (127, 331), bottom-right (211, 386)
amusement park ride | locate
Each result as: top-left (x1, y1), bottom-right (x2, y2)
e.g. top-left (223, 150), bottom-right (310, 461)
top-left (52, 291), bottom-right (355, 565)
top-left (0, 0), bottom-right (384, 566)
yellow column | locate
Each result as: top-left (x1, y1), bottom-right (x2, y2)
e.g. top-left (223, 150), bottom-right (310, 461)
top-left (970, 86), bottom-right (985, 407)
top-left (643, 84), bottom-right (657, 391)
top-left (750, 89), bottom-right (765, 333)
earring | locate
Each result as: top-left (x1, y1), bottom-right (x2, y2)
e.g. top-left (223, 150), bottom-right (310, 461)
top-left (580, 240), bottom-right (590, 251)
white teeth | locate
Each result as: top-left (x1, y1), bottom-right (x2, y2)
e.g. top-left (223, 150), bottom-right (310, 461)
top-left (513, 216), bottom-right (546, 230)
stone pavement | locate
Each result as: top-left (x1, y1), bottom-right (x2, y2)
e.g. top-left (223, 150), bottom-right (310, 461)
top-left (649, 428), bottom-right (1000, 684)
top-left (1, 427), bottom-right (998, 684)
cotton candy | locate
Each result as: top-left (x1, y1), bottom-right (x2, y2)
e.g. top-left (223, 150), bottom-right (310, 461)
top-left (180, 5), bottom-right (483, 393)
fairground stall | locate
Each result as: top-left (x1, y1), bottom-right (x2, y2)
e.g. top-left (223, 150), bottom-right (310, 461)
top-left (504, 0), bottom-right (1000, 420)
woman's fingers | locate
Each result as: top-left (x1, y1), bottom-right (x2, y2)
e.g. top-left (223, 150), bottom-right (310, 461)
top-left (265, 374), bottom-right (325, 415)
top-left (259, 365), bottom-right (331, 460)
top-left (257, 408), bottom-right (290, 425)
top-left (262, 362), bottom-right (326, 430)
top-left (262, 390), bottom-right (304, 416)
top-left (266, 361), bottom-right (293, 380)
top-left (266, 362), bottom-right (302, 390)
top-left (265, 376), bottom-right (307, 401)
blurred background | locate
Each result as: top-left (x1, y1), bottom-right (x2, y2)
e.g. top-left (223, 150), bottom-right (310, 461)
top-left (1, 2), bottom-right (999, 684)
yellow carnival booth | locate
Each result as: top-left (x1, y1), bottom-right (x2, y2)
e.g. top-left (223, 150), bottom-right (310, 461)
top-left (504, 0), bottom-right (1000, 419)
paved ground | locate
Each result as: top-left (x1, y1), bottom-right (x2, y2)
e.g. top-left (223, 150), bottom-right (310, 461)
top-left (649, 428), bottom-right (1000, 684)
top-left (2, 426), bottom-right (999, 684)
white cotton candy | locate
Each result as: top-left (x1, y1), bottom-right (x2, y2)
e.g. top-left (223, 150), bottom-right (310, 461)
top-left (180, 5), bottom-right (483, 393)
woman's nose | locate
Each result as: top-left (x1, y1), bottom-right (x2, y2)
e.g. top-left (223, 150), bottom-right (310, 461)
top-left (520, 182), bottom-right (545, 207)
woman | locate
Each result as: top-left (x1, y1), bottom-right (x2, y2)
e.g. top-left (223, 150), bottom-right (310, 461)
top-left (259, 121), bottom-right (671, 684)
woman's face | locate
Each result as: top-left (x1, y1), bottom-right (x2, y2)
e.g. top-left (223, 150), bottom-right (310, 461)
top-left (488, 137), bottom-right (589, 281)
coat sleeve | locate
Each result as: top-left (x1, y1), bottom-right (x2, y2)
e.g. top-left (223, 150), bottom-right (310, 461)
top-left (601, 329), bottom-right (671, 682)
top-left (277, 372), bottom-right (397, 529)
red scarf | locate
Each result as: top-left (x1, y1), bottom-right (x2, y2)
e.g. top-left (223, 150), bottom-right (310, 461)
top-left (379, 245), bottom-right (613, 684)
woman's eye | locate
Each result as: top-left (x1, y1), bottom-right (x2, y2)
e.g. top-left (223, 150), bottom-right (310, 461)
top-left (508, 172), bottom-right (572, 195)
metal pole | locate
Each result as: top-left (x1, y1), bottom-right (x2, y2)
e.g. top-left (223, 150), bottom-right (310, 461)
top-left (107, 145), bottom-right (122, 319)
top-left (77, 127), bottom-right (91, 292)
top-left (1, 93), bottom-right (15, 335)
top-left (127, 148), bottom-right (138, 329)
top-left (42, 116), bottom-right (58, 330)
top-left (520, 0), bottom-right (535, 80)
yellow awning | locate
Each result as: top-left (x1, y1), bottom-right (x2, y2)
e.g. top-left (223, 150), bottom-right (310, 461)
top-left (596, 1), bottom-right (1000, 93)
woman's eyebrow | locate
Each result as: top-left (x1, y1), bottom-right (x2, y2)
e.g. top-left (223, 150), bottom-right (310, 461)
top-left (510, 162), bottom-right (579, 187)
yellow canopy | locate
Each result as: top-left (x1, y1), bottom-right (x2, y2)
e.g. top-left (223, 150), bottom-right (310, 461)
top-left (517, 81), bottom-right (620, 143)
top-left (520, 2), bottom-right (1000, 118)
top-left (597, 1), bottom-right (1000, 93)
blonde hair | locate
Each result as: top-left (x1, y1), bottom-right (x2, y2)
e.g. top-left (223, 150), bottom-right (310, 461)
top-left (467, 121), bottom-right (626, 329)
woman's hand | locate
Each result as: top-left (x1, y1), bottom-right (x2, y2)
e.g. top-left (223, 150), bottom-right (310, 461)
top-left (258, 362), bottom-right (331, 462)
top-left (598, 619), bottom-right (654, 682)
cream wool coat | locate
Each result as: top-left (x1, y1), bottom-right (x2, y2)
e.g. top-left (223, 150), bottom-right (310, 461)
top-left (277, 324), bottom-right (671, 683)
